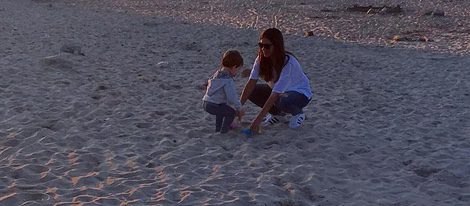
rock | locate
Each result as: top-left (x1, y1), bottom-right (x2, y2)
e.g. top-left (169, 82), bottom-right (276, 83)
top-left (418, 36), bottom-right (430, 42)
top-left (304, 31), bottom-right (314, 37)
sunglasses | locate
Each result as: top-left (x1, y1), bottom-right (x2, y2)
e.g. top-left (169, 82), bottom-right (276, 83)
top-left (258, 43), bottom-right (273, 49)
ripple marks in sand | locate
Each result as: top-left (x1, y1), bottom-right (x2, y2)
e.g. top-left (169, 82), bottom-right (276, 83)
top-left (0, 192), bottom-right (51, 205)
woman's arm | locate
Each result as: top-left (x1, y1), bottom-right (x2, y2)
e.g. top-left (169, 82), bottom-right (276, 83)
top-left (250, 92), bottom-right (281, 132)
top-left (240, 79), bottom-right (257, 105)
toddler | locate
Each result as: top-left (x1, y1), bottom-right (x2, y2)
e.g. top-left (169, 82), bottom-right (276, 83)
top-left (202, 50), bottom-right (245, 133)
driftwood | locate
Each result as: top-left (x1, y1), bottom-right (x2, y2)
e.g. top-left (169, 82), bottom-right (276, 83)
top-left (391, 35), bottom-right (432, 42)
top-left (346, 5), bottom-right (402, 14)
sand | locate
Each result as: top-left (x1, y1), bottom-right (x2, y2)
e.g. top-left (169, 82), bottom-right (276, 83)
top-left (64, 0), bottom-right (470, 54)
top-left (0, 0), bottom-right (469, 205)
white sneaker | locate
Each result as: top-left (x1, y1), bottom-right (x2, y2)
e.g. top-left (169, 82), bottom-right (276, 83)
top-left (289, 113), bottom-right (306, 129)
top-left (261, 114), bottom-right (285, 126)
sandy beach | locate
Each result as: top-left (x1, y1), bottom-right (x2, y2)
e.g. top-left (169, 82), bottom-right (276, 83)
top-left (1, 0), bottom-right (469, 205)
top-left (65, 0), bottom-right (470, 54)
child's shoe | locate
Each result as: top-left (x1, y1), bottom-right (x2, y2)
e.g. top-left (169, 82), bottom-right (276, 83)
top-left (229, 121), bottom-right (241, 130)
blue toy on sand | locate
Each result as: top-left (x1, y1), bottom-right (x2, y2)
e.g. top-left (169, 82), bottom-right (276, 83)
top-left (240, 128), bottom-right (255, 137)
top-left (234, 120), bottom-right (258, 137)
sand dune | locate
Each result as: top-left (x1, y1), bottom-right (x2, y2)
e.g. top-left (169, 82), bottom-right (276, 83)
top-left (0, 0), bottom-right (469, 205)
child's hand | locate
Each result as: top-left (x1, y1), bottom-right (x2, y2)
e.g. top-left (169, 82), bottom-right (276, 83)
top-left (237, 108), bottom-right (245, 119)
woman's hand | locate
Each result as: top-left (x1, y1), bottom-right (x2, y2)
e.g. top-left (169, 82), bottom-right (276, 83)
top-left (250, 92), bottom-right (280, 133)
top-left (249, 117), bottom-right (262, 133)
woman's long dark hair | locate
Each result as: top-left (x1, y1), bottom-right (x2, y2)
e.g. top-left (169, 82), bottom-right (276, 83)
top-left (258, 28), bottom-right (286, 82)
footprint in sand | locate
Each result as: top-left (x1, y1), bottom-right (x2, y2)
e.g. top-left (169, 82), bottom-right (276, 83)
top-left (38, 119), bottom-right (60, 131)
top-left (158, 83), bottom-right (182, 90)
top-left (41, 55), bottom-right (73, 70)
top-left (3, 139), bottom-right (21, 147)
top-left (135, 122), bottom-right (152, 129)
top-left (350, 147), bottom-right (372, 156)
top-left (413, 167), bottom-right (440, 178)
top-left (148, 110), bottom-right (168, 118)
top-left (0, 193), bottom-right (50, 205)
top-left (434, 170), bottom-right (467, 188)
top-left (60, 43), bottom-right (84, 56)
top-left (181, 41), bottom-right (201, 52)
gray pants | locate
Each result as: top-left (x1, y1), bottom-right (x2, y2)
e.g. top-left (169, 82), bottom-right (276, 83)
top-left (203, 101), bottom-right (235, 133)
